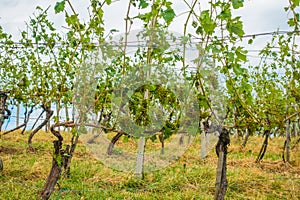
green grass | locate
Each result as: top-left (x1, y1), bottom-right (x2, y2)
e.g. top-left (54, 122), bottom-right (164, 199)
top-left (0, 131), bottom-right (299, 200)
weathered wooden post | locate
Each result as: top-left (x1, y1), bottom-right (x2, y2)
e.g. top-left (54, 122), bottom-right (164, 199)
top-left (214, 126), bottom-right (230, 200)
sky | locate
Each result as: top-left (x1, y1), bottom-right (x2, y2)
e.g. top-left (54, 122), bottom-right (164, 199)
top-left (0, 0), bottom-right (291, 40)
top-left (0, 0), bottom-right (293, 65)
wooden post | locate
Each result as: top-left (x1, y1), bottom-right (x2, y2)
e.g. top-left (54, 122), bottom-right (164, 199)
top-left (44, 110), bottom-right (47, 132)
top-left (56, 102), bottom-right (60, 132)
top-left (285, 119), bottom-right (291, 163)
top-left (215, 151), bottom-right (225, 199)
top-left (47, 120), bottom-right (50, 133)
top-left (0, 157), bottom-right (3, 172)
top-left (214, 127), bottom-right (230, 200)
top-left (201, 132), bottom-right (207, 159)
top-left (241, 128), bottom-right (250, 150)
top-left (135, 75), bottom-right (149, 179)
top-left (136, 137), bottom-right (146, 179)
top-left (16, 103), bottom-right (20, 127)
top-left (65, 106), bottom-right (69, 132)
top-left (292, 121), bottom-right (296, 138)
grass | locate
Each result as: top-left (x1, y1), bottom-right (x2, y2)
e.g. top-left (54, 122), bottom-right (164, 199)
top-left (0, 130), bottom-right (299, 200)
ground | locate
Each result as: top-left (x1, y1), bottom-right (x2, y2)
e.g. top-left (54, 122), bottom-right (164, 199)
top-left (0, 130), bottom-right (299, 199)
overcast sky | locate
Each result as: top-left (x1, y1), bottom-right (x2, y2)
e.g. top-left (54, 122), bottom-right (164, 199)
top-left (0, 0), bottom-right (294, 64)
top-left (0, 0), bottom-right (293, 73)
top-left (0, 0), bottom-right (291, 38)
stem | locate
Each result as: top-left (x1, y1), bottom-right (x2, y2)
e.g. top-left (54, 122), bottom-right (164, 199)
top-left (31, 110), bottom-right (45, 130)
top-left (28, 105), bottom-right (53, 151)
top-left (182, 0), bottom-right (198, 76)
top-left (21, 106), bottom-right (34, 134)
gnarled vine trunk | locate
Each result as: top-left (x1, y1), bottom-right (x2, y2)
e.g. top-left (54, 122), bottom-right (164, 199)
top-left (39, 121), bottom-right (74, 200)
top-left (256, 130), bottom-right (270, 163)
top-left (0, 91), bottom-right (10, 132)
top-left (39, 140), bottom-right (65, 200)
top-left (107, 132), bottom-right (124, 155)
